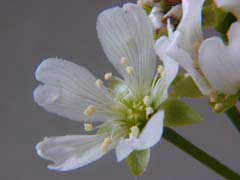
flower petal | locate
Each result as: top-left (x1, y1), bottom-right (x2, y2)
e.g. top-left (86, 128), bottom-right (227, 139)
top-left (115, 139), bottom-right (134, 162)
top-left (34, 58), bottom-right (115, 122)
top-left (36, 135), bottom-right (109, 171)
top-left (97, 3), bottom-right (156, 98)
top-left (136, 110), bottom-right (164, 150)
top-left (176, 0), bottom-right (205, 58)
top-left (199, 22), bottom-right (240, 94)
top-left (167, 38), bottom-right (211, 95)
top-left (153, 37), bottom-right (179, 107)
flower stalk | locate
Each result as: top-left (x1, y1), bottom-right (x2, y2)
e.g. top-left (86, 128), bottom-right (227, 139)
top-left (226, 106), bottom-right (240, 132)
top-left (163, 127), bottom-right (240, 180)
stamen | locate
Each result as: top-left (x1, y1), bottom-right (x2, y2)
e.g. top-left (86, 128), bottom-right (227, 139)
top-left (210, 89), bottom-right (218, 103)
top-left (146, 107), bottom-right (154, 116)
top-left (95, 79), bottom-right (104, 88)
top-left (84, 105), bottom-right (96, 117)
top-left (121, 57), bottom-right (129, 65)
top-left (126, 66), bottom-right (134, 75)
top-left (157, 65), bottom-right (165, 77)
top-left (143, 96), bottom-right (151, 106)
top-left (101, 137), bottom-right (112, 152)
top-left (84, 123), bottom-right (94, 131)
top-left (104, 72), bottom-right (113, 80)
top-left (129, 126), bottom-right (139, 139)
top-left (214, 103), bottom-right (223, 111)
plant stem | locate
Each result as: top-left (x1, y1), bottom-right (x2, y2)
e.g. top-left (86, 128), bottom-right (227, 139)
top-left (163, 127), bottom-right (240, 180)
top-left (226, 106), bottom-right (240, 132)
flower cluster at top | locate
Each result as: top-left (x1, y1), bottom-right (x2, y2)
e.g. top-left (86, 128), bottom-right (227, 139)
top-left (33, 0), bottom-right (240, 176)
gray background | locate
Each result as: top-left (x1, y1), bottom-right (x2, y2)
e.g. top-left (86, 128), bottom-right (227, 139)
top-left (0, 0), bottom-right (239, 179)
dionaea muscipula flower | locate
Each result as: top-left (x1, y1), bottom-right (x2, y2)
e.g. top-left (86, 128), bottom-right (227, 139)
top-left (34, 3), bottom-right (178, 172)
top-left (156, 0), bottom-right (240, 95)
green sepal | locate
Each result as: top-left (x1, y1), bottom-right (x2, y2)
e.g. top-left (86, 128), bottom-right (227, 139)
top-left (171, 73), bottom-right (203, 99)
top-left (125, 149), bottom-right (150, 176)
top-left (162, 99), bottom-right (203, 127)
top-left (209, 94), bottom-right (238, 114)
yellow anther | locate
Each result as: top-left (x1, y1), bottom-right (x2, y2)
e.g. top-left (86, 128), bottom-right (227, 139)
top-left (210, 90), bottom-right (218, 103)
top-left (104, 72), bottom-right (113, 80)
top-left (214, 103), bottom-right (223, 111)
top-left (95, 79), bottom-right (104, 88)
top-left (121, 57), bottom-right (129, 65)
top-left (157, 65), bottom-right (164, 74)
top-left (143, 96), bottom-right (151, 106)
top-left (101, 137), bottom-right (112, 152)
top-left (129, 126), bottom-right (140, 139)
top-left (126, 66), bottom-right (134, 75)
top-left (146, 107), bottom-right (154, 116)
top-left (84, 105), bottom-right (96, 117)
top-left (84, 123), bottom-right (94, 132)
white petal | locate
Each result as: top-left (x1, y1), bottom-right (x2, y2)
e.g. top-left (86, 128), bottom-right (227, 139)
top-left (34, 58), bottom-right (115, 122)
top-left (136, 111), bottom-right (164, 150)
top-left (97, 3), bottom-right (157, 98)
top-left (176, 0), bottom-right (205, 58)
top-left (199, 22), bottom-right (240, 94)
top-left (167, 39), bottom-right (211, 95)
top-left (115, 139), bottom-right (134, 162)
top-left (149, 7), bottom-right (164, 30)
top-left (164, 4), bottom-right (182, 20)
top-left (36, 135), bottom-right (109, 171)
top-left (153, 37), bottom-right (179, 107)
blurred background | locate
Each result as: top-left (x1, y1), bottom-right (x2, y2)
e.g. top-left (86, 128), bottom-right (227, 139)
top-left (0, 0), bottom-right (239, 179)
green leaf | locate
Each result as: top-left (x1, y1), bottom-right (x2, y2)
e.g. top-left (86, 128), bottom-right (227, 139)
top-left (162, 99), bottom-right (203, 127)
top-left (171, 74), bottom-right (203, 99)
top-left (125, 149), bottom-right (150, 176)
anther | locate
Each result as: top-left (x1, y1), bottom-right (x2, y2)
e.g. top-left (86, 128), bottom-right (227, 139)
top-left (129, 126), bottom-right (139, 139)
top-left (101, 137), bottom-right (112, 152)
top-left (210, 90), bottom-right (218, 103)
top-left (157, 65), bottom-right (164, 74)
top-left (121, 57), bottom-right (129, 65)
top-left (126, 66), bottom-right (134, 75)
top-left (95, 79), bottom-right (104, 88)
top-left (84, 105), bottom-right (96, 117)
top-left (143, 96), bottom-right (151, 106)
top-left (214, 103), bottom-right (223, 111)
top-left (84, 123), bottom-right (94, 131)
top-left (146, 107), bottom-right (154, 116)
top-left (104, 72), bottom-right (113, 80)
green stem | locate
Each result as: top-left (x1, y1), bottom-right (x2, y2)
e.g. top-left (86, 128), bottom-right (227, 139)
top-left (226, 106), bottom-right (240, 132)
top-left (163, 127), bottom-right (240, 180)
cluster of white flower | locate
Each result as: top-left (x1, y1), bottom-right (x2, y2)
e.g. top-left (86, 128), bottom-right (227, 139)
top-left (33, 0), bottom-right (240, 175)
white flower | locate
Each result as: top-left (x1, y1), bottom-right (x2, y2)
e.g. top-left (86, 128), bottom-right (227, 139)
top-left (215, 0), bottom-right (240, 20)
top-left (34, 3), bottom-right (178, 171)
top-left (156, 0), bottom-right (240, 96)
top-left (199, 22), bottom-right (240, 94)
